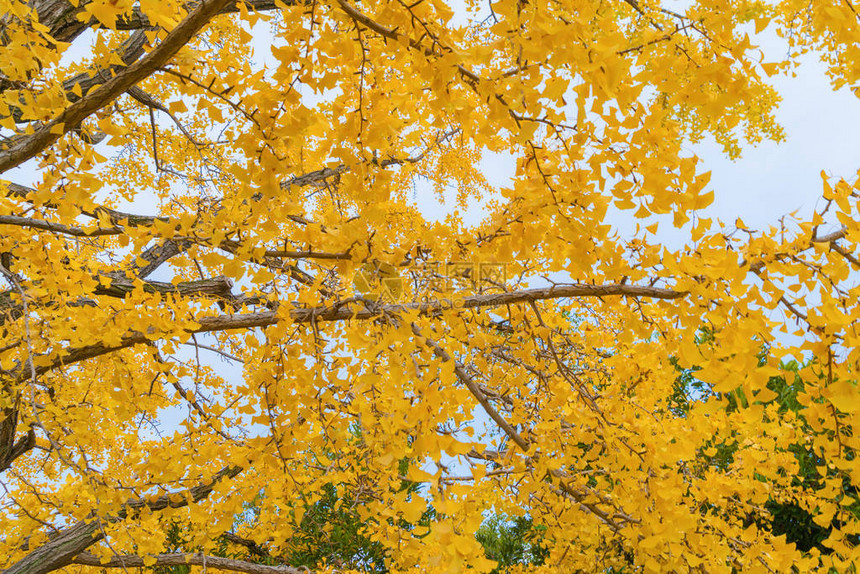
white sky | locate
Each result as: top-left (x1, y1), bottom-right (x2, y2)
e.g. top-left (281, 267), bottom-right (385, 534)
top-left (693, 54), bottom-right (860, 231)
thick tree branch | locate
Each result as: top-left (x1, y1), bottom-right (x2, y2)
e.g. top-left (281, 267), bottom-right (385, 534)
top-left (0, 0), bottom-right (293, 60)
top-left (0, 275), bottom-right (236, 329)
top-left (282, 283), bottom-right (685, 323)
top-left (71, 552), bottom-right (305, 574)
top-left (3, 466), bottom-right (242, 574)
top-left (220, 532), bottom-right (273, 559)
top-left (33, 282), bottom-right (683, 377)
top-left (0, 0), bottom-right (233, 173)
top-left (115, 0), bottom-right (297, 31)
top-left (0, 425), bottom-right (35, 472)
top-left (133, 239), bottom-right (191, 278)
top-left (124, 465), bottom-right (242, 511)
top-left (94, 275), bottom-right (234, 299)
top-left (0, 214), bottom-right (124, 237)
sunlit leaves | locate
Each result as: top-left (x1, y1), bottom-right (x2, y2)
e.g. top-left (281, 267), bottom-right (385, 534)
top-left (3, 0), bottom-right (860, 571)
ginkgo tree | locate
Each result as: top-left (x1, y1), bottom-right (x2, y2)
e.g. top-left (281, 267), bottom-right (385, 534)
top-left (2, 0), bottom-right (860, 572)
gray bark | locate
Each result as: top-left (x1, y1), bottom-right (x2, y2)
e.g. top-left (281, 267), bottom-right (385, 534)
top-left (72, 552), bottom-right (306, 574)
top-left (2, 466), bottom-right (241, 574)
top-left (0, 0), bottom-right (233, 173)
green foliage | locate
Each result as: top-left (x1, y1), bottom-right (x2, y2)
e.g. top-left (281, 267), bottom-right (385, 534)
top-left (152, 522), bottom-right (192, 574)
top-left (672, 347), bottom-right (860, 557)
top-left (475, 515), bottom-right (548, 573)
top-left (760, 360), bottom-right (860, 554)
top-left (285, 482), bottom-right (387, 572)
top-left (151, 521), bottom-right (232, 574)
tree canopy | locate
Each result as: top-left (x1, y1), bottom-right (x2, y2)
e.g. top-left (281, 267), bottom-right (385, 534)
top-left (2, 0), bottom-right (860, 572)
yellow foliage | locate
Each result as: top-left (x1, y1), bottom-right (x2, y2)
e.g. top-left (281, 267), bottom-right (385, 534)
top-left (1, 0), bottom-right (860, 572)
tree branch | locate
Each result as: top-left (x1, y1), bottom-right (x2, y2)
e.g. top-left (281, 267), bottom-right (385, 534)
top-left (0, 214), bottom-right (124, 237)
top-left (94, 275), bottom-right (234, 299)
top-left (62, 31), bottom-right (148, 101)
top-left (3, 466), bottom-right (242, 574)
top-left (3, 183), bottom-right (348, 260)
top-left (411, 322), bottom-right (530, 451)
top-left (746, 226), bottom-right (847, 273)
top-left (71, 552), bottom-right (306, 574)
top-left (0, 0), bottom-right (233, 173)
top-left (133, 239), bottom-right (191, 279)
top-left (32, 282), bottom-right (683, 377)
top-left (1, 0), bottom-right (292, 47)
top-left (219, 532), bottom-right (273, 559)
top-left (115, 0), bottom-right (298, 31)
top-left (0, 275), bottom-right (236, 328)
top-left (0, 425), bottom-right (35, 472)
top-left (282, 283), bottom-right (685, 323)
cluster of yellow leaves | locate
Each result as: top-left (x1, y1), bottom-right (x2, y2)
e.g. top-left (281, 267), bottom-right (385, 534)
top-left (4, 0), bottom-right (860, 572)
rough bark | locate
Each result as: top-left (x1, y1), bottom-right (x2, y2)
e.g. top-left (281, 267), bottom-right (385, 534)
top-left (0, 275), bottom-right (235, 328)
top-left (3, 519), bottom-right (105, 574)
top-left (0, 421), bottom-right (34, 472)
top-left (0, 0), bottom-right (233, 173)
top-left (94, 275), bottom-right (235, 299)
top-left (0, 0), bottom-right (290, 46)
top-left (2, 466), bottom-right (242, 574)
top-left (72, 552), bottom-right (306, 574)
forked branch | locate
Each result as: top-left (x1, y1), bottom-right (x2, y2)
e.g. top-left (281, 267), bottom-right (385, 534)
top-left (4, 466), bottom-right (242, 574)
top-left (0, 0), bottom-right (233, 173)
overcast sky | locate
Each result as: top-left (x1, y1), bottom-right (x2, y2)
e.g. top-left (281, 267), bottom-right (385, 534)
top-left (694, 56), bottom-right (860, 228)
